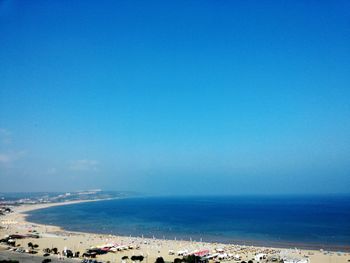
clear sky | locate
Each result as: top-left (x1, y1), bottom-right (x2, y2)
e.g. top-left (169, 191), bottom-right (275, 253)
top-left (1, 0), bottom-right (349, 195)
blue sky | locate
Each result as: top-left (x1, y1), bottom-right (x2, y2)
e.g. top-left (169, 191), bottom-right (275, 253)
top-left (0, 0), bottom-right (349, 194)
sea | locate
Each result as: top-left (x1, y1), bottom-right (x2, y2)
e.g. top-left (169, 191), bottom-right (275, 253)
top-left (26, 195), bottom-right (350, 251)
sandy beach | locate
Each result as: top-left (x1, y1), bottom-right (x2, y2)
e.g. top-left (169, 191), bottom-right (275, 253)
top-left (1, 201), bottom-right (349, 263)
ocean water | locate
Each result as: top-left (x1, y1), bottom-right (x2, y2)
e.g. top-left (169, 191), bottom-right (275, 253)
top-left (26, 195), bottom-right (350, 250)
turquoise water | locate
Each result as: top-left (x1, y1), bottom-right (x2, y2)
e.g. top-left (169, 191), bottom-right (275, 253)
top-left (26, 195), bottom-right (350, 251)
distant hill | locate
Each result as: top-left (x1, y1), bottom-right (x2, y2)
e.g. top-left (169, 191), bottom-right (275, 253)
top-left (0, 190), bottom-right (139, 205)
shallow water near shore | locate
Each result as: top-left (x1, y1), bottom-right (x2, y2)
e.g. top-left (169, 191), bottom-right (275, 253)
top-left (26, 195), bottom-right (350, 251)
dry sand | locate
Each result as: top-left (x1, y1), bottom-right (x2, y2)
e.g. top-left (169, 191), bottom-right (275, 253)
top-left (1, 201), bottom-right (349, 263)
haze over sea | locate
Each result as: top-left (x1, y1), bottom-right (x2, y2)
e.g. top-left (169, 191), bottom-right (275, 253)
top-left (27, 195), bottom-right (350, 251)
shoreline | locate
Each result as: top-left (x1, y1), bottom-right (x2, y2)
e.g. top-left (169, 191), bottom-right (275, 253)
top-left (4, 198), bottom-right (119, 237)
top-left (1, 199), bottom-right (350, 263)
top-left (22, 198), bottom-right (350, 252)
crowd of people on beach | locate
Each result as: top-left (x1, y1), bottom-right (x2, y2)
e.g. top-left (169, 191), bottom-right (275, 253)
top-left (0, 230), bottom-right (313, 263)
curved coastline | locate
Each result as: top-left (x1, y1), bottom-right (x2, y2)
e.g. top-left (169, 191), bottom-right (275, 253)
top-left (1, 199), bottom-right (350, 263)
top-left (22, 197), bottom-right (350, 253)
top-left (22, 198), bottom-right (121, 234)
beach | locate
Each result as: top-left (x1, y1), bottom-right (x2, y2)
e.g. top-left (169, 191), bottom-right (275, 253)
top-left (1, 201), bottom-right (349, 263)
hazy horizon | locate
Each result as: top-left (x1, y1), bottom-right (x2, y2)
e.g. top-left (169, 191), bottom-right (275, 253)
top-left (2, 191), bottom-right (350, 197)
top-left (1, 0), bottom-right (350, 195)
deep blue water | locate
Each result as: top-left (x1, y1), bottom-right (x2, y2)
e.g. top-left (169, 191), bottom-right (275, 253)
top-left (26, 195), bottom-right (350, 250)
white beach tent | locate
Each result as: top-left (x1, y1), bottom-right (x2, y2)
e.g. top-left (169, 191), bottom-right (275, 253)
top-left (254, 253), bottom-right (267, 261)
